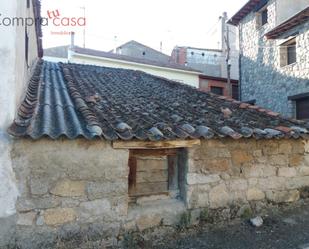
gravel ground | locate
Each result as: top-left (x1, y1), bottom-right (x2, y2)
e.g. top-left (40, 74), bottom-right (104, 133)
top-left (150, 201), bottom-right (309, 249)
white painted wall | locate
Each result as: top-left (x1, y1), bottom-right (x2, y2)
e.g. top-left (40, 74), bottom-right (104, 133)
top-left (44, 56), bottom-right (68, 63)
top-left (276, 0), bottom-right (309, 24)
top-left (0, 0), bottom-right (19, 218)
top-left (69, 52), bottom-right (200, 88)
top-left (0, 0), bottom-right (38, 217)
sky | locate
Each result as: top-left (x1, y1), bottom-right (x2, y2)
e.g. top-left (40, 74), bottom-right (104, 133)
top-left (42, 0), bottom-right (248, 54)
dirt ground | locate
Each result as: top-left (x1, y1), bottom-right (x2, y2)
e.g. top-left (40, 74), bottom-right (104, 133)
top-left (140, 200), bottom-right (309, 249)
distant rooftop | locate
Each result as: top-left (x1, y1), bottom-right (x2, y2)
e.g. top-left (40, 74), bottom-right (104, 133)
top-left (72, 46), bottom-right (200, 73)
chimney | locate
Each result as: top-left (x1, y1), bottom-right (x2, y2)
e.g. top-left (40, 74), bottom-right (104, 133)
top-left (70, 32), bottom-right (75, 49)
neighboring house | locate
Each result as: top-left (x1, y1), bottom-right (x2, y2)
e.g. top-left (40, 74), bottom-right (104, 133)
top-left (4, 59), bottom-right (309, 248)
top-left (42, 39), bottom-right (201, 88)
top-left (43, 45), bottom-right (69, 62)
top-left (171, 13), bottom-right (239, 80)
top-left (0, 0), bottom-right (42, 226)
top-left (199, 75), bottom-right (239, 100)
top-left (69, 45), bottom-right (201, 87)
top-left (229, 0), bottom-right (309, 119)
top-left (114, 40), bottom-right (172, 63)
top-left (0, 0), bottom-right (42, 240)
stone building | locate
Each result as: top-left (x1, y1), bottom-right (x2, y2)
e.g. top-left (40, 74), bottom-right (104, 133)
top-left (43, 38), bottom-right (201, 87)
top-left (171, 13), bottom-right (239, 81)
top-left (229, 0), bottom-right (309, 119)
top-left (199, 75), bottom-right (239, 100)
top-left (4, 58), bottom-right (309, 248)
top-left (0, 0), bottom-right (42, 246)
top-left (114, 40), bottom-right (172, 63)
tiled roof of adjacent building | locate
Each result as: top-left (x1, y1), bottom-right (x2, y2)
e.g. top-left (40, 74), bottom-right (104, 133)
top-left (265, 7), bottom-right (309, 39)
top-left (8, 60), bottom-right (309, 140)
top-left (113, 40), bottom-right (171, 60)
top-left (44, 45), bottom-right (70, 58)
top-left (72, 46), bottom-right (200, 73)
top-left (228, 0), bottom-right (265, 26)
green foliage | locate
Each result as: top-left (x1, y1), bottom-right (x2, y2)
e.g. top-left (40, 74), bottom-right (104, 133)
top-left (123, 232), bottom-right (136, 248)
top-left (200, 208), bottom-right (209, 222)
top-left (241, 207), bottom-right (253, 220)
top-left (178, 211), bottom-right (191, 230)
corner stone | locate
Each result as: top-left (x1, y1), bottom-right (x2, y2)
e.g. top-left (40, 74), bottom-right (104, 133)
top-left (278, 167), bottom-right (297, 177)
top-left (209, 184), bottom-right (230, 208)
top-left (246, 188), bottom-right (265, 201)
top-left (43, 208), bottom-right (76, 226)
top-left (17, 212), bottom-right (36, 226)
top-left (266, 190), bottom-right (300, 203)
top-left (50, 179), bottom-right (85, 197)
top-left (187, 173), bottom-right (220, 185)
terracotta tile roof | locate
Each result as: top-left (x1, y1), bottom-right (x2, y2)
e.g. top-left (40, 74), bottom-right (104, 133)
top-left (8, 60), bottom-right (309, 140)
top-left (265, 7), bottom-right (309, 39)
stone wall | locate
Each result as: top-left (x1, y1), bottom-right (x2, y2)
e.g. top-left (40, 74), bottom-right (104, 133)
top-left (187, 139), bottom-right (309, 215)
top-left (10, 139), bottom-right (129, 248)
top-left (239, 0), bottom-right (309, 117)
top-left (2, 137), bottom-right (309, 248)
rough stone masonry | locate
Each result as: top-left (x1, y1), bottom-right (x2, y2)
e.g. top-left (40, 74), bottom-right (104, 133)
top-left (0, 137), bottom-right (308, 248)
top-left (239, 0), bottom-right (309, 117)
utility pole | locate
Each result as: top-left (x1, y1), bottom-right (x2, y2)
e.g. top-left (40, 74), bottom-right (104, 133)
top-left (222, 12), bottom-right (232, 97)
top-left (225, 25), bottom-right (232, 97)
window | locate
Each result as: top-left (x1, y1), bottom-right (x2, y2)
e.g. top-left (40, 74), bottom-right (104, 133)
top-left (256, 7), bottom-right (268, 28)
top-left (296, 97), bottom-right (309, 120)
top-left (280, 38), bottom-right (296, 67)
top-left (261, 9), bottom-right (268, 25)
top-left (25, 27), bottom-right (29, 66)
top-left (128, 149), bottom-right (185, 203)
top-left (287, 41), bottom-right (296, 65)
top-left (232, 85), bottom-right (239, 100)
top-left (210, 86), bottom-right (223, 96)
top-left (27, 0), bottom-right (30, 8)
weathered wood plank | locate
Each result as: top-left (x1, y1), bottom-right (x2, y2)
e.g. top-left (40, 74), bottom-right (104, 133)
top-left (129, 182), bottom-right (168, 196)
top-left (128, 154), bottom-right (137, 191)
top-left (132, 149), bottom-right (177, 157)
top-left (136, 158), bottom-right (167, 171)
top-left (113, 139), bottom-right (201, 149)
top-left (136, 169), bottom-right (168, 183)
top-left (168, 155), bottom-right (178, 190)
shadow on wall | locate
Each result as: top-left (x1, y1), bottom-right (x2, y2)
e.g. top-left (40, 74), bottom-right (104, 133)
top-left (240, 44), bottom-right (309, 118)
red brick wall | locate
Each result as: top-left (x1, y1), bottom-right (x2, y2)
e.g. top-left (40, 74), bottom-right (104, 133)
top-left (199, 77), bottom-right (238, 99)
top-left (171, 47), bottom-right (187, 65)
